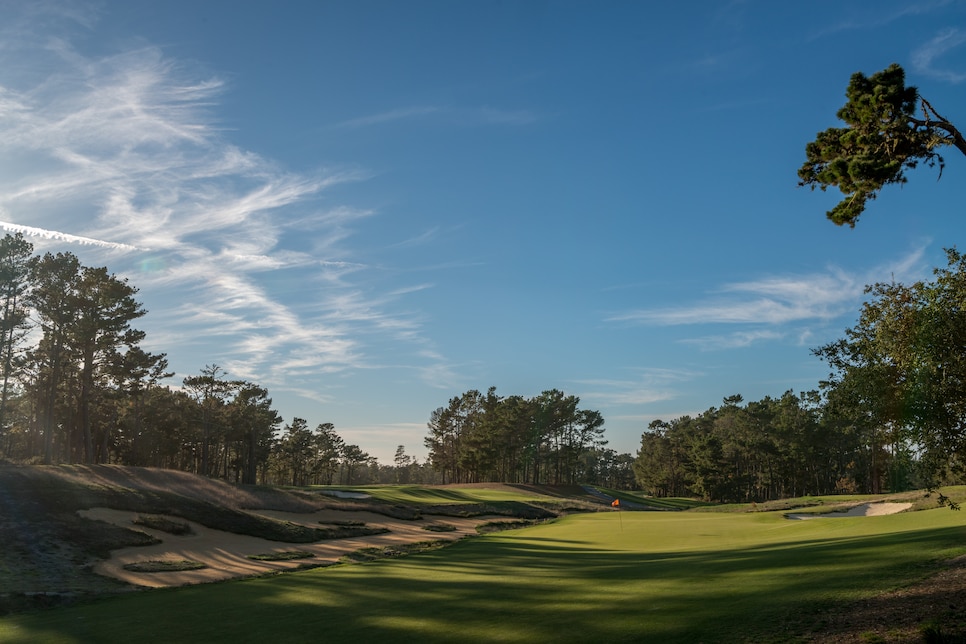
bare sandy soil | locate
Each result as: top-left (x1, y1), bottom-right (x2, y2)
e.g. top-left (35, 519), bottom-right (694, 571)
top-left (80, 507), bottom-right (493, 588)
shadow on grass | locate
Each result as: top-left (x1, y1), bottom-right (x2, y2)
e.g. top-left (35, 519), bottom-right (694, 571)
top-left (3, 520), bottom-right (965, 643)
top-left (338, 486), bottom-right (494, 503)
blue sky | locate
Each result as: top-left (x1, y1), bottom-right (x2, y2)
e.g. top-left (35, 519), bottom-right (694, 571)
top-left (1, 0), bottom-right (965, 464)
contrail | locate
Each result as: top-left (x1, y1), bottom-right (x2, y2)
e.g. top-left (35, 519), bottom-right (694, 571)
top-left (0, 221), bottom-right (145, 251)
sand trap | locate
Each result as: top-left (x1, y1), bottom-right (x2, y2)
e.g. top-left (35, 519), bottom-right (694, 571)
top-left (787, 502), bottom-right (913, 520)
top-left (80, 507), bottom-right (494, 588)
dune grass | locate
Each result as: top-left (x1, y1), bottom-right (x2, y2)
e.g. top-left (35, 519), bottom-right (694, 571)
top-left (121, 560), bottom-right (207, 573)
top-left (246, 551), bottom-right (315, 562)
top-left (3, 505), bottom-right (965, 643)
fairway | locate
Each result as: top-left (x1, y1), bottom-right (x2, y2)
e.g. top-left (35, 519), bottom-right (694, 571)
top-left (2, 507), bottom-right (964, 643)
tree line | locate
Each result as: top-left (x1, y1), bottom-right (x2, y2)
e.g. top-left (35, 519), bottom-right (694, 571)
top-left (633, 390), bottom-right (901, 502)
top-left (17, 223), bottom-right (964, 502)
top-left (815, 249), bottom-right (966, 494)
top-left (0, 235), bottom-right (414, 485)
top-left (636, 251), bottom-right (966, 502)
top-left (0, 233), bottom-right (636, 488)
top-left (423, 387), bottom-right (609, 485)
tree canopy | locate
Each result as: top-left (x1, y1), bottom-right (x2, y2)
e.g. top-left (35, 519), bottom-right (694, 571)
top-left (809, 249), bottom-right (966, 501)
top-left (799, 63), bottom-right (966, 227)
top-left (424, 387), bottom-right (608, 485)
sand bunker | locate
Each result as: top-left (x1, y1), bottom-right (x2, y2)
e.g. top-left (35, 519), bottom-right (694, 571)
top-left (80, 507), bottom-right (493, 589)
top-left (786, 502), bottom-right (913, 520)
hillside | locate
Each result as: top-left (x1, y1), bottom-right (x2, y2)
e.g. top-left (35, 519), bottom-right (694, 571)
top-left (0, 464), bottom-right (590, 614)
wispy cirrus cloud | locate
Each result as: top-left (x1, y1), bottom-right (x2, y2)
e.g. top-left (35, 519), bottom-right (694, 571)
top-left (608, 275), bottom-right (860, 326)
top-left (607, 247), bottom-right (927, 336)
top-left (575, 368), bottom-right (701, 406)
top-left (912, 28), bottom-right (966, 83)
top-left (0, 6), bottom-right (448, 395)
top-left (335, 105), bottom-right (537, 129)
top-left (680, 329), bottom-right (786, 351)
top-left (336, 106), bottom-right (442, 129)
top-left (808, 0), bottom-right (953, 40)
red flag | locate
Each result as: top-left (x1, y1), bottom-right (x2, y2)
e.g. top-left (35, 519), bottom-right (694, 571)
top-left (611, 499), bottom-right (620, 507)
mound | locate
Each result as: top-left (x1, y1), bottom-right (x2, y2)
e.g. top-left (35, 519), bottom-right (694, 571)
top-left (79, 506), bottom-right (490, 589)
top-left (0, 464), bottom-right (530, 610)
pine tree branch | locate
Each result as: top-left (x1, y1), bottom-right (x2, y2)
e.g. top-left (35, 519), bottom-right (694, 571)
top-left (914, 96), bottom-right (966, 157)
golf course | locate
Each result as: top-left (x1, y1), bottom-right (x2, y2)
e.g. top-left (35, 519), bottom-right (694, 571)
top-left (1, 465), bottom-right (965, 642)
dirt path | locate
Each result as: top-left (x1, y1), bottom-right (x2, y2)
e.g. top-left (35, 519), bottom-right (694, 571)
top-left (80, 508), bottom-right (492, 588)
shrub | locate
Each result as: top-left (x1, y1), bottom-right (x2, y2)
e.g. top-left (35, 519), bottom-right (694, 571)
top-left (247, 551), bottom-right (315, 561)
top-left (132, 515), bottom-right (193, 535)
top-left (122, 560), bottom-right (207, 573)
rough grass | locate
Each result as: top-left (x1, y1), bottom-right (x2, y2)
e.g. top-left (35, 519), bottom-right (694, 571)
top-left (338, 540), bottom-right (451, 564)
top-left (246, 551), bottom-right (315, 562)
top-left (0, 464), bottom-right (581, 616)
top-left (0, 467), bottom-right (162, 615)
top-left (0, 464), bottom-right (442, 614)
top-left (132, 514), bottom-right (193, 535)
top-left (0, 466), bottom-right (335, 542)
top-left (122, 560), bottom-right (207, 573)
top-left (475, 519), bottom-right (534, 534)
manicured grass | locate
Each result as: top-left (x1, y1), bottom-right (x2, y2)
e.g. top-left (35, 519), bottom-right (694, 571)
top-left (316, 484), bottom-right (575, 520)
top-left (325, 484), bottom-right (561, 505)
top-left (696, 486), bottom-right (966, 514)
top-left (593, 487), bottom-right (713, 510)
top-left (2, 507), bottom-right (965, 643)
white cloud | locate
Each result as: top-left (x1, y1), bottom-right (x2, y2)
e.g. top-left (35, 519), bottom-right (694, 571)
top-left (808, 1), bottom-right (953, 40)
top-left (912, 28), bottom-right (966, 83)
top-left (607, 247), bottom-right (927, 329)
top-left (680, 329), bottom-right (785, 351)
top-left (0, 219), bottom-right (142, 251)
top-left (0, 6), bottom-right (450, 396)
top-left (336, 106), bottom-right (442, 129)
top-left (576, 368), bottom-right (700, 406)
top-left (335, 105), bottom-right (537, 129)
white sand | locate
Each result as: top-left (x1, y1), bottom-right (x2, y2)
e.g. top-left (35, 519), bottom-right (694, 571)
top-left (786, 502), bottom-right (913, 520)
